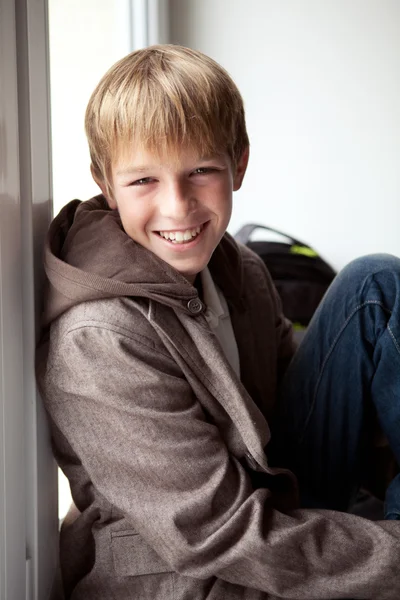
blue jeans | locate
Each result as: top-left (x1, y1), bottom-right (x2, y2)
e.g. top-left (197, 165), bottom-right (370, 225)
top-left (269, 254), bottom-right (400, 518)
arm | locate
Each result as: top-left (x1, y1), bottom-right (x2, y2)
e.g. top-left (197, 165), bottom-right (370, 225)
top-left (43, 318), bottom-right (400, 600)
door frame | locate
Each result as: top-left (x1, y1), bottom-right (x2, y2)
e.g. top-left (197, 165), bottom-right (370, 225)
top-left (0, 0), bottom-right (56, 598)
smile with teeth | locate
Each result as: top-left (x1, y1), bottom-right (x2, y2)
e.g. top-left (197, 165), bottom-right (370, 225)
top-left (158, 224), bottom-right (204, 244)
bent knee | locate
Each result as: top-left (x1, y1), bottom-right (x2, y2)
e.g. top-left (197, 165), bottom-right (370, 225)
top-left (339, 254), bottom-right (400, 281)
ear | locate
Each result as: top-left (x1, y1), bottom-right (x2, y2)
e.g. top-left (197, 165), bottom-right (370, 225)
top-left (90, 164), bottom-right (117, 209)
top-left (233, 146), bottom-right (249, 191)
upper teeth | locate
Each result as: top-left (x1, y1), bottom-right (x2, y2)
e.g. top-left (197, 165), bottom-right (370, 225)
top-left (159, 226), bottom-right (202, 243)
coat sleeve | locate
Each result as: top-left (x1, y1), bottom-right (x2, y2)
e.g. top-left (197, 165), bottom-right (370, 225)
top-left (43, 319), bottom-right (400, 600)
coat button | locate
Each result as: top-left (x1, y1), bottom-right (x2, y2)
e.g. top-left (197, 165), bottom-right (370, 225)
top-left (187, 298), bottom-right (203, 314)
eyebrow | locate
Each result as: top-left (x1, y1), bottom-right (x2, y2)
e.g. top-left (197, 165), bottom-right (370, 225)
top-left (115, 155), bottom-right (226, 178)
top-left (115, 166), bottom-right (150, 177)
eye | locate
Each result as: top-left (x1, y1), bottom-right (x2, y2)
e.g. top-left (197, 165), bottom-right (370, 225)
top-left (192, 167), bottom-right (216, 176)
top-left (129, 177), bottom-right (154, 186)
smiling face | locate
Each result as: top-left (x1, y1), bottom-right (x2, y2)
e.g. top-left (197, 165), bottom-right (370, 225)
top-left (96, 146), bottom-right (248, 283)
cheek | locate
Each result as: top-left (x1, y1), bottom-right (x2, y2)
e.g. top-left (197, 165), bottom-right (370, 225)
top-left (206, 178), bottom-right (232, 203)
top-left (219, 177), bottom-right (234, 201)
top-left (117, 195), bottom-right (154, 236)
top-left (215, 181), bottom-right (233, 211)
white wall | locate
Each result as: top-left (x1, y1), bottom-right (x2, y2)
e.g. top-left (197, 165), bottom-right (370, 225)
top-left (171, 0), bottom-right (400, 270)
top-left (49, 0), bottom-right (133, 216)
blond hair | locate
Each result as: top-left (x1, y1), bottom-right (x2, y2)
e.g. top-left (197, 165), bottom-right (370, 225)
top-left (85, 44), bottom-right (249, 198)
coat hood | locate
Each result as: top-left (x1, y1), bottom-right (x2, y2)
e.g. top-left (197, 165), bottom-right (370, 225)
top-left (42, 195), bottom-right (245, 326)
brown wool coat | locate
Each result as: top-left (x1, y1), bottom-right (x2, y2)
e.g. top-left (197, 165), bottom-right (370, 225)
top-left (37, 196), bottom-right (400, 599)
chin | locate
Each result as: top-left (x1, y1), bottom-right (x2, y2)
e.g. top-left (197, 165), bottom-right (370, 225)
top-left (177, 264), bottom-right (205, 283)
top-left (173, 254), bottom-right (209, 276)
top-left (180, 268), bottom-right (201, 283)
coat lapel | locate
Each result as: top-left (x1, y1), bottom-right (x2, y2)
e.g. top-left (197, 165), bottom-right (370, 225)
top-left (154, 302), bottom-right (271, 470)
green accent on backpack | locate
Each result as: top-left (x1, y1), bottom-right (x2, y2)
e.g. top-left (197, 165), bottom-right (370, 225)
top-left (292, 322), bottom-right (307, 331)
top-left (290, 245), bottom-right (318, 258)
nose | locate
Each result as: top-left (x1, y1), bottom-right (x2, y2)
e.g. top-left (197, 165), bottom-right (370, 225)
top-left (159, 179), bottom-right (197, 221)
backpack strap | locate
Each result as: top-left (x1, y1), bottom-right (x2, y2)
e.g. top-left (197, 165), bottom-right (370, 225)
top-left (234, 223), bottom-right (303, 246)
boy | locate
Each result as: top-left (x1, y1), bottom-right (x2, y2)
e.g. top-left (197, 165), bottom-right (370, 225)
top-left (37, 44), bottom-right (400, 599)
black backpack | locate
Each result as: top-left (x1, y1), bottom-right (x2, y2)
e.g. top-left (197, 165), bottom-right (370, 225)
top-left (234, 224), bottom-right (336, 328)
